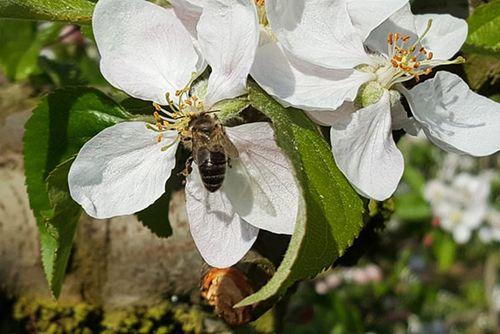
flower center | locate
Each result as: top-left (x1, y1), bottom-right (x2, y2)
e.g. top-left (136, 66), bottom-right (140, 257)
top-left (149, 75), bottom-right (204, 146)
top-left (372, 20), bottom-right (465, 89)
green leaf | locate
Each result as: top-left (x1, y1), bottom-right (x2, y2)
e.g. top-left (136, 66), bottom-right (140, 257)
top-left (237, 82), bottom-right (365, 307)
top-left (24, 87), bottom-right (132, 297)
top-left (432, 232), bottom-right (457, 272)
top-left (490, 94), bottom-right (500, 102)
top-left (0, 20), bottom-right (60, 81)
top-left (40, 158), bottom-right (82, 298)
top-left (463, 0), bottom-right (500, 58)
top-left (213, 96), bottom-right (250, 123)
top-left (136, 193), bottom-right (173, 238)
top-left (463, 54), bottom-right (500, 90)
top-left (395, 193), bottom-right (431, 221)
top-left (0, 0), bottom-right (96, 24)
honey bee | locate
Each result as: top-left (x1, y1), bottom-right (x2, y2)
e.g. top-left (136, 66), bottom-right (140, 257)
top-left (187, 112), bottom-right (239, 192)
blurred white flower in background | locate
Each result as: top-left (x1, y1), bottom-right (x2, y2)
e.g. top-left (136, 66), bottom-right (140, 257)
top-left (424, 153), bottom-right (498, 244)
top-left (314, 264), bottom-right (383, 295)
top-left (479, 210), bottom-right (500, 244)
top-left (492, 285), bottom-right (500, 312)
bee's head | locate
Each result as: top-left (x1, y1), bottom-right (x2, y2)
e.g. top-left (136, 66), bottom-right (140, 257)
top-left (189, 112), bottom-right (218, 135)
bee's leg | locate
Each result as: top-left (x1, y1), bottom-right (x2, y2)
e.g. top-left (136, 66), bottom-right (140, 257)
top-left (179, 156), bottom-right (193, 177)
top-left (227, 157), bottom-right (232, 168)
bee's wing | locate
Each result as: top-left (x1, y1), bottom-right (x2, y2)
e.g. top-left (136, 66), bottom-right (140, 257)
top-left (218, 131), bottom-right (239, 159)
top-left (191, 131), bottom-right (211, 165)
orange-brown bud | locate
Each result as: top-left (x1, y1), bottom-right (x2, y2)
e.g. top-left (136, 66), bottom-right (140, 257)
top-left (201, 268), bottom-right (254, 326)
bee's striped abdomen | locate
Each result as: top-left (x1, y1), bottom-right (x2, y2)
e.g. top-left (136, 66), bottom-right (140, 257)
top-left (199, 151), bottom-right (227, 192)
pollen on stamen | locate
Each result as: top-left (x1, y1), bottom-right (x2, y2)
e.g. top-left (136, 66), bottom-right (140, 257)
top-left (157, 133), bottom-right (164, 143)
top-left (387, 33), bottom-right (394, 45)
top-left (427, 52), bottom-right (433, 60)
top-left (153, 112), bottom-right (164, 126)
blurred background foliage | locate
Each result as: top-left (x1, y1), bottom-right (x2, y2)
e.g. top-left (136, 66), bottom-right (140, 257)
top-left (0, 0), bottom-right (499, 333)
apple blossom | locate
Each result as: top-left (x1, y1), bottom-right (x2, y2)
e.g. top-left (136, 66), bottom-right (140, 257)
top-left (251, 0), bottom-right (500, 201)
top-left (68, 0), bottom-right (300, 268)
top-left (425, 172), bottom-right (492, 244)
top-left (479, 210), bottom-right (500, 244)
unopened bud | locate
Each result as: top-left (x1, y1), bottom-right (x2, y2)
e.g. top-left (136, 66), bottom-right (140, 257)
top-left (201, 268), bottom-right (254, 326)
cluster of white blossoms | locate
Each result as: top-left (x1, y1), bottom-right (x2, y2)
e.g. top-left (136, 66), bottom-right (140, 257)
top-left (424, 153), bottom-right (499, 244)
top-left (69, 0), bottom-right (500, 268)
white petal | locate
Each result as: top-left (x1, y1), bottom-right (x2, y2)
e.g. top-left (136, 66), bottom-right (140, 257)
top-left (266, 0), bottom-right (371, 69)
top-left (224, 123), bottom-right (299, 235)
top-left (185, 168), bottom-right (259, 268)
top-left (93, 0), bottom-right (201, 105)
top-left (307, 102), bottom-right (356, 126)
top-left (251, 42), bottom-right (374, 111)
top-left (391, 98), bottom-right (419, 135)
top-left (405, 71), bottom-right (500, 156)
top-left (68, 122), bottom-right (179, 219)
top-left (452, 225), bottom-right (471, 244)
top-left (365, 3), bottom-right (417, 56)
top-left (347, 0), bottom-right (408, 41)
top-left (415, 14), bottom-right (468, 60)
top-left (170, 0), bottom-right (204, 37)
top-left (197, 0), bottom-right (260, 107)
top-left (330, 92), bottom-right (404, 200)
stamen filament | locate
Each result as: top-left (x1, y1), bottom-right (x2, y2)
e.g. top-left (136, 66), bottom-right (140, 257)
top-left (161, 136), bottom-right (180, 151)
top-left (410, 19), bottom-right (433, 50)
